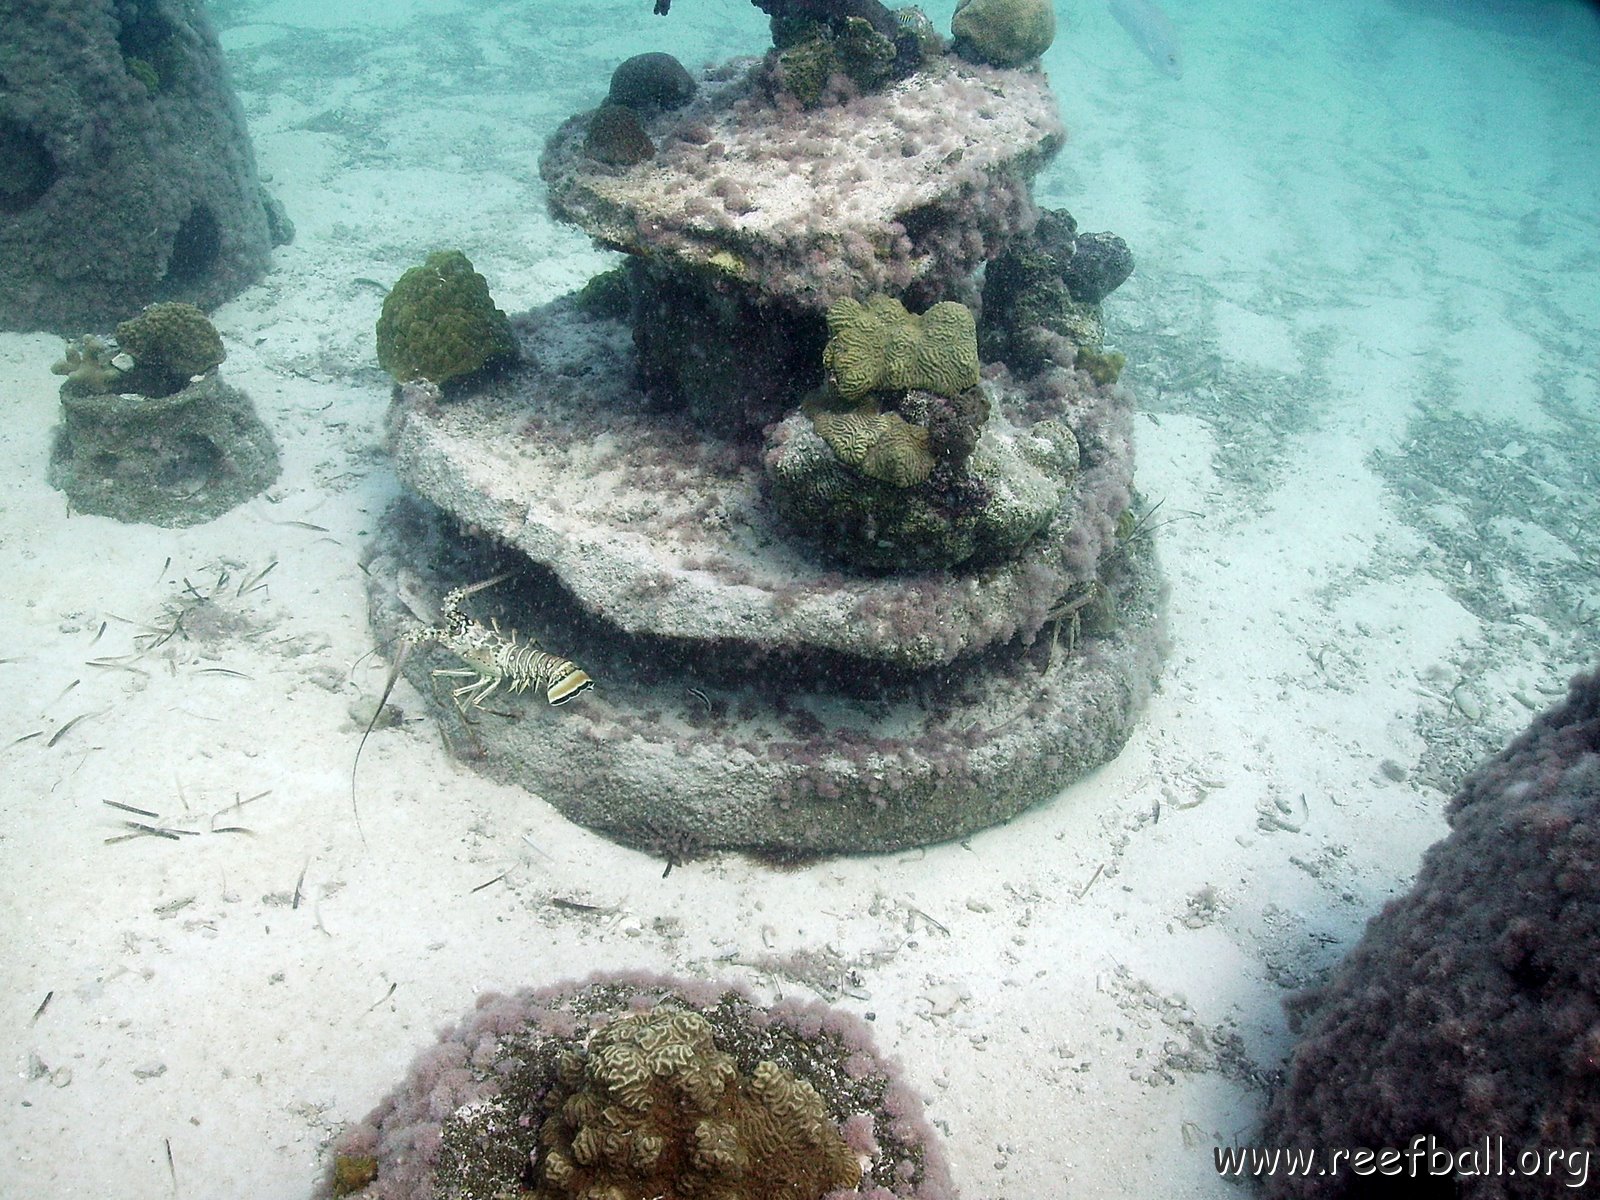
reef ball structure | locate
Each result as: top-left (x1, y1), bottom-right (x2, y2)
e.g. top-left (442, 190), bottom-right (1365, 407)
top-left (313, 974), bottom-right (956, 1200)
top-left (1258, 664), bottom-right (1600, 1199)
top-left (365, 24), bottom-right (1163, 858)
top-left (0, 0), bottom-right (284, 333)
top-left (47, 369), bottom-right (280, 527)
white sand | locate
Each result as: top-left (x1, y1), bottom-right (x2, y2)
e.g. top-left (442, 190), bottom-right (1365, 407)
top-left (3, 0), bottom-right (1598, 1196)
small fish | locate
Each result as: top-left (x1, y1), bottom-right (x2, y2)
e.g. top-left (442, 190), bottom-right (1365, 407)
top-left (1109, 0), bottom-right (1184, 78)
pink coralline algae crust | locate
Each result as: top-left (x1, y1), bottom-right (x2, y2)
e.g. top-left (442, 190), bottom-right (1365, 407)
top-left (312, 972), bottom-right (957, 1200)
top-left (1259, 665), bottom-right (1600, 1199)
top-left (541, 55), bottom-right (1062, 308)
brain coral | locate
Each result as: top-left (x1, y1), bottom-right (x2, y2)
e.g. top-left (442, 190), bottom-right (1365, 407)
top-left (1258, 664), bottom-right (1600, 1199)
top-left (534, 1009), bottom-right (860, 1200)
top-left (375, 250), bottom-right (518, 386)
top-left (315, 973), bottom-right (957, 1200)
top-left (810, 401), bottom-right (935, 488)
top-left (822, 295), bottom-right (980, 402)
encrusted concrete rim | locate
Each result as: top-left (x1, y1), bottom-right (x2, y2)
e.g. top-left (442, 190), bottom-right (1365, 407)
top-left (541, 54), bottom-right (1063, 300)
top-left (387, 300), bottom-right (1132, 671)
top-left (360, 494), bottom-right (1166, 858)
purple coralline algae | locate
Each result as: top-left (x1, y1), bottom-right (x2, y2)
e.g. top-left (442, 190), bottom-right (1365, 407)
top-left (1259, 664), bottom-right (1600, 1198)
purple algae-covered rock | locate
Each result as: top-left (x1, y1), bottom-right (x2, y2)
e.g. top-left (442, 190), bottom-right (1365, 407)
top-left (1259, 664), bottom-right (1600, 1199)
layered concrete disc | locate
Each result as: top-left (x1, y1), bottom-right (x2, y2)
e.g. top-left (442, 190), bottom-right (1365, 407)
top-left (363, 493), bottom-right (1164, 858)
top-left (389, 298), bottom-right (1124, 670)
top-left (542, 55), bottom-right (1063, 303)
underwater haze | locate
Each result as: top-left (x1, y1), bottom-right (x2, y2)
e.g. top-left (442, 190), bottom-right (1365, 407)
top-left (1, 0), bottom-right (1598, 1197)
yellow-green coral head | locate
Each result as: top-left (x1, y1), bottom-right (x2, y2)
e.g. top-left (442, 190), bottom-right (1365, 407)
top-left (376, 250), bottom-right (518, 387)
top-left (822, 294), bottom-right (979, 401)
top-left (810, 405), bottom-right (934, 488)
top-left (115, 302), bottom-right (225, 380)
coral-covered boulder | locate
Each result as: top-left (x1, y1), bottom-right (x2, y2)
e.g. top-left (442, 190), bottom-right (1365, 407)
top-left (1258, 664), bottom-right (1600, 1199)
top-left (980, 209), bottom-right (1132, 377)
top-left (313, 974), bottom-right (956, 1200)
top-left (375, 250), bottom-right (518, 387)
top-left (950, 0), bottom-right (1056, 68)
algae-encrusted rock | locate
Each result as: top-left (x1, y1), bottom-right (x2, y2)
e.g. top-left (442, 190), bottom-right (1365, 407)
top-left (376, 250), bottom-right (518, 387)
top-left (822, 294), bottom-right (980, 401)
top-left (766, 404), bottom-right (1077, 571)
top-left (951, 0), bottom-right (1056, 67)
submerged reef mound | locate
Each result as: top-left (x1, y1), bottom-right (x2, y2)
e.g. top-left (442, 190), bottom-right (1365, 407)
top-left (312, 974), bottom-right (955, 1200)
top-left (0, 0), bottom-right (284, 333)
top-left (1258, 665), bottom-right (1600, 1199)
top-left (366, 32), bottom-right (1161, 856)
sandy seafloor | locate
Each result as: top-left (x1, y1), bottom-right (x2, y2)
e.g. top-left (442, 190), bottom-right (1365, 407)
top-left (2, 0), bottom-right (1599, 1196)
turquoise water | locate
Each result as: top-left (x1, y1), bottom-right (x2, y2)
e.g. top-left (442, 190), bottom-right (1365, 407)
top-left (4, 2), bottom-right (1598, 1196)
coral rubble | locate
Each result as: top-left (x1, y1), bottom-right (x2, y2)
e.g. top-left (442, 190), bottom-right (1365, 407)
top-left (1259, 665), bottom-right (1600, 1199)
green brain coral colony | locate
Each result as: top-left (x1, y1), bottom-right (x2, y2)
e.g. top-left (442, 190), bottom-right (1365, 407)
top-left (375, 250), bottom-right (518, 386)
top-left (810, 294), bottom-right (981, 489)
top-left (810, 403), bottom-right (934, 488)
top-left (532, 1009), bottom-right (861, 1200)
top-left (822, 294), bottom-right (980, 401)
